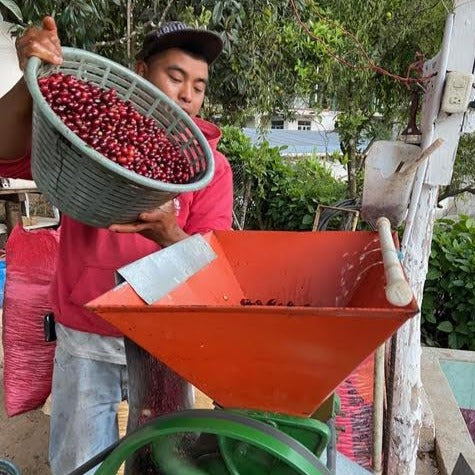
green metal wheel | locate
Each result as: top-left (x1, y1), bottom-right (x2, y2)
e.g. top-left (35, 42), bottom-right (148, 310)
top-left (93, 409), bottom-right (331, 475)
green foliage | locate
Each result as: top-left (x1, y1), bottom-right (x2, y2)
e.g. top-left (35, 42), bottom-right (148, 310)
top-left (6, 1), bottom-right (448, 135)
top-left (0, 0), bottom-right (22, 22)
top-left (422, 216), bottom-right (475, 350)
top-left (6, 0), bottom-right (338, 125)
top-left (219, 126), bottom-right (346, 230)
top-left (7, 0), bottom-right (469, 201)
top-left (8, 1), bottom-right (198, 61)
top-left (7, 0), bottom-right (112, 47)
top-left (439, 132), bottom-right (475, 202)
top-left (301, 0), bottom-right (447, 197)
top-left (199, 1), bottom-right (338, 124)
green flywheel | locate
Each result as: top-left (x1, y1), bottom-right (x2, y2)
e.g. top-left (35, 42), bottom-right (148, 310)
top-left (87, 409), bottom-right (331, 475)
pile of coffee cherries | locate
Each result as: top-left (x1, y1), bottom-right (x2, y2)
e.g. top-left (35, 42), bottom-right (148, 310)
top-left (38, 73), bottom-right (192, 184)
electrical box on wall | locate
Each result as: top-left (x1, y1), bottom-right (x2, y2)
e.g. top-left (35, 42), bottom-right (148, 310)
top-left (441, 71), bottom-right (474, 114)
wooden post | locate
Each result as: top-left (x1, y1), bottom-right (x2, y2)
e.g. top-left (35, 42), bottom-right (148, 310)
top-left (3, 193), bottom-right (27, 235)
top-left (385, 2), bottom-right (475, 473)
top-left (5, 201), bottom-right (22, 235)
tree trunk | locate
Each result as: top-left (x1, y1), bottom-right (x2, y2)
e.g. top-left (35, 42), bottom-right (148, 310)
top-left (239, 177), bottom-right (252, 229)
top-left (126, 0), bottom-right (133, 68)
top-left (346, 140), bottom-right (358, 199)
top-left (438, 185), bottom-right (475, 202)
top-left (385, 185), bottom-right (438, 475)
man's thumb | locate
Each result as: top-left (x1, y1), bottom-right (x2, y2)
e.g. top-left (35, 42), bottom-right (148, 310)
top-left (42, 16), bottom-right (57, 33)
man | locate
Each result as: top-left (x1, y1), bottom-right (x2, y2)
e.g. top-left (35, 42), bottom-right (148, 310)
top-left (0, 17), bottom-right (233, 474)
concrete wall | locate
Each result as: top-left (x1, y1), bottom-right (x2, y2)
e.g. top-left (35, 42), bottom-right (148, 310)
top-left (0, 22), bottom-right (22, 98)
top-left (436, 192), bottom-right (475, 219)
top-left (422, 348), bottom-right (475, 475)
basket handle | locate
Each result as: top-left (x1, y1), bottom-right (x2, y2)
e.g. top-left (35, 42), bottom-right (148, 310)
top-left (377, 217), bottom-right (413, 307)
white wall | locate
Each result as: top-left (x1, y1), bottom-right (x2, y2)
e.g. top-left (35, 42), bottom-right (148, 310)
top-left (286, 111), bottom-right (337, 131)
top-left (0, 22), bottom-right (22, 98)
top-left (248, 110), bottom-right (338, 131)
top-left (317, 111), bottom-right (338, 131)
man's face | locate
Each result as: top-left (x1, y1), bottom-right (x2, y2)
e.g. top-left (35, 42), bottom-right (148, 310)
top-left (136, 48), bottom-right (209, 117)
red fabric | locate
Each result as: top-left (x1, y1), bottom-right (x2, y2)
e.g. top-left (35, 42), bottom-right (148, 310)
top-left (2, 226), bottom-right (59, 416)
top-left (0, 155), bottom-right (32, 180)
top-left (0, 118), bottom-right (233, 336)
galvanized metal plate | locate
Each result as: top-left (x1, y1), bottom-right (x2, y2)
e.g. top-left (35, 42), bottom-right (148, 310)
top-left (117, 234), bottom-right (217, 304)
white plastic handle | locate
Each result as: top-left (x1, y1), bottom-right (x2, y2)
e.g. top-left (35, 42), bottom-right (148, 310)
top-left (377, 217), bottom-right (413, 307)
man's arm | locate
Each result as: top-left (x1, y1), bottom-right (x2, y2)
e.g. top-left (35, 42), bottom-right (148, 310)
top-left (0, 17), bottom-right (62, 160)
top-left (0, 79), bottom-right (33, 159)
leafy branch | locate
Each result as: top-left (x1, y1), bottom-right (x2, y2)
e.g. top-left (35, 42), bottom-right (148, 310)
top-left (0, 0), bottom-right (23, 22)
top-left (93, 0), bottom-right (173, 49)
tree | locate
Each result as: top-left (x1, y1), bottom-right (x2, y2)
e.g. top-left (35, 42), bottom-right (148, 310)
top-left (218, 125), bottom-right (347, 230)
top-left (2, 1), bottom-right (340, 124)
top-left (196, 0), bottom-right (340, 124)
top-left (290, 0), bottom-right (448, 197)
top-left (0, 0), bottom-right (22, 22)
top-left (2, 0), bottom-right (457, 201)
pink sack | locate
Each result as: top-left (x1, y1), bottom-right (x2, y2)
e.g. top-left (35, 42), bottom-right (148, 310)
top-left (336, 354), bottom-right (374, 470)
top-left (2, 225), bottom-right (59, 416)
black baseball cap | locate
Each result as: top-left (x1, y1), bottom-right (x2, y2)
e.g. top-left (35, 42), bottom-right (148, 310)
top-left (136, 21), bottom-right (223, 65)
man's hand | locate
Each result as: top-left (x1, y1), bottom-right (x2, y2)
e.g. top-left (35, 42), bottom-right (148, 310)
top-left (109, 201), bottom-right (189, 247)
top-left (16, 16), bottom-right (62, 71)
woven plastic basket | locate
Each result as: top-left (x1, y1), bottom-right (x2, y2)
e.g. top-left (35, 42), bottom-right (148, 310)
top-left (24, 47), bottom-right (215, 228)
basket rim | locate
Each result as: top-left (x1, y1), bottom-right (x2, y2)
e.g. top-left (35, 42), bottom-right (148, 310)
top-left (24, 46), bottom-right (215, 193)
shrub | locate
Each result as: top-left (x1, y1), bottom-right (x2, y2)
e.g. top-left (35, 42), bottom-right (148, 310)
top-left (219, 126), bottom-right (346, 230)
top-left (422, 215), bottom-right (475, 350)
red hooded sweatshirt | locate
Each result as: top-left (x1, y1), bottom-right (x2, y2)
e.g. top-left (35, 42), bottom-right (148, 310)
top-left (0, 117), bottom-right (233, 336)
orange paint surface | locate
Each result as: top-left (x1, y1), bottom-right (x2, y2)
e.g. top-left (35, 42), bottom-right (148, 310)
top-left (87, 231), bottom-right (418, 416)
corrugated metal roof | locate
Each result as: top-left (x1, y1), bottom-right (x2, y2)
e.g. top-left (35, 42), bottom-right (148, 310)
top-left (242, 128), bottom-right (341, 155)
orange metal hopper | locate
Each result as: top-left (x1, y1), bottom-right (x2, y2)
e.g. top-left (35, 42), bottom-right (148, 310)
top-left (87, 231), bottom-right (418, 417)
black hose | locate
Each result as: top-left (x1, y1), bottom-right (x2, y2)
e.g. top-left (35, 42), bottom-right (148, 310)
top-left (68, 443), bottom-right (120, 475)
top-left (316, 199), bottom-right (361, 231)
